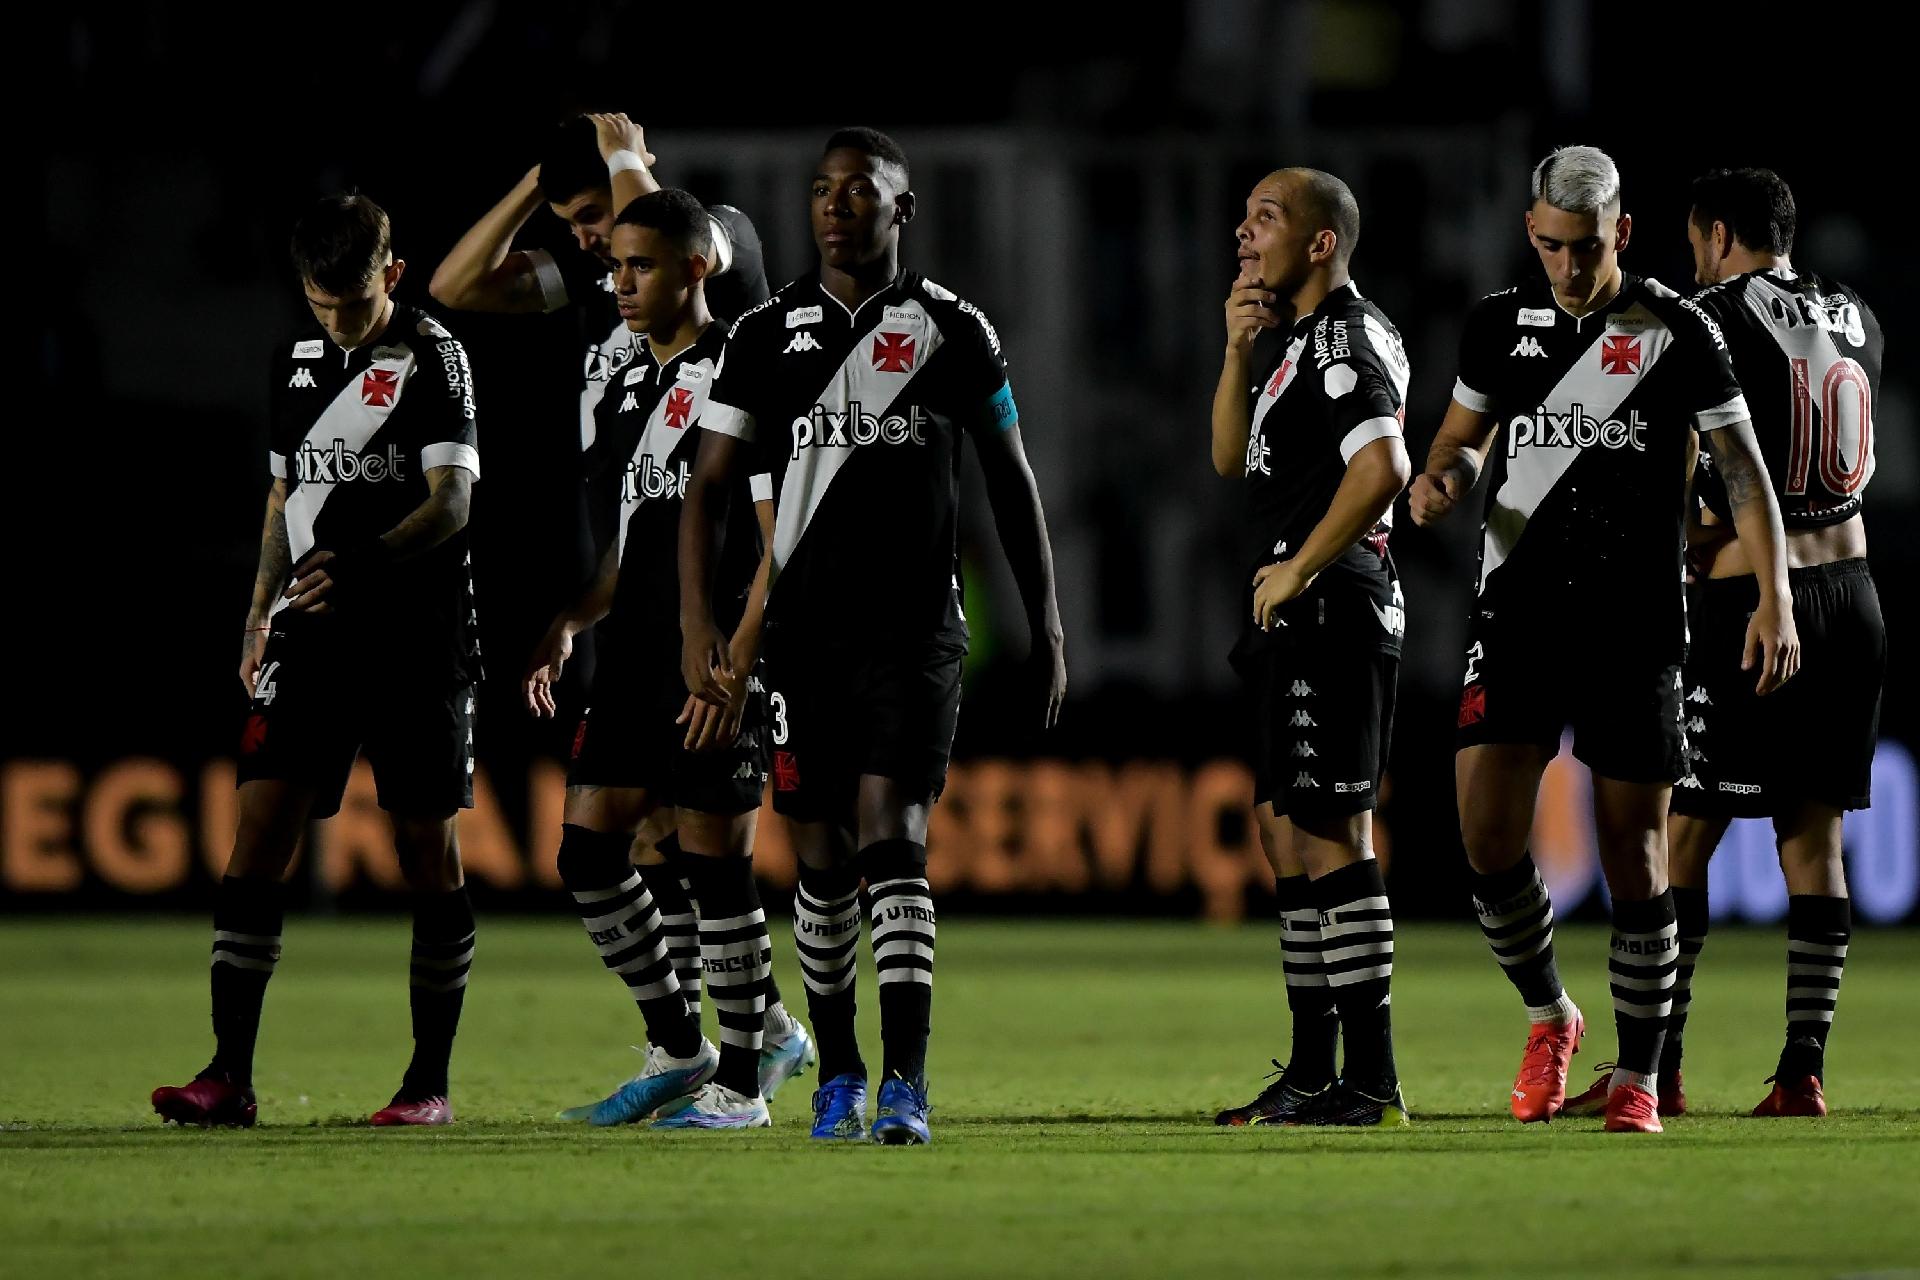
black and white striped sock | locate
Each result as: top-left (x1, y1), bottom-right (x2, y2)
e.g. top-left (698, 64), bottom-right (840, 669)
top-left (644, 836), bottom-right (703, 1024)
top-left (1313, 859), bottom-right (1397, 1093)
top-left (1470, 854), bottom-right (1575, 1022)
top-left (1779, 894), bottom-right (1850, 1082)
top-left (556, 823), bottom-right (699, 1058)
top-left (864, 839), bottom-right (935, 1089)
top-left (403, 886), bottom-right (474, 1101)
top-left (1608, 891), bottom-right (1678, 1091)
top-left (1276, 874), bottom-right (1338, 1091)
top-left (209, 876), bottom-right (285, 1088)
top-left (1661, 885), bottom-right (1709, 1079)
top-left (795, 862), bottom-right (865, 1084)
top-left (686, 856), bottom-right (772, 1098)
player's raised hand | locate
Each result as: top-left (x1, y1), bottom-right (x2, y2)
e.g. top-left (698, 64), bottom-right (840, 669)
top-left (1225, 261), bottom-right (1279, 356)
top-left (523, 623), bottom-right (574, 718)
top-left (1743, 595), bottom-right (1801, 696)
top-left (588, 113), bottom-right (654, 168)
top-left (1408, 470), bottom-right (1464, 527)
top-left (239, 626), bottom-right (268, 695)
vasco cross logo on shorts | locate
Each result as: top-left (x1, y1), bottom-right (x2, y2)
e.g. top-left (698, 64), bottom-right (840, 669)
top-left (872, 332), bottom-right (916, 373)
top-left (773, 750), bottom-right (801, 792)
top-left (1458, 684), bottom-right (1487, 727)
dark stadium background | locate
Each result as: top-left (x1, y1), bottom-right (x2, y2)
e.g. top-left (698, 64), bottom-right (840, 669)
top-left (12, 2), bottom-right (1915, 923)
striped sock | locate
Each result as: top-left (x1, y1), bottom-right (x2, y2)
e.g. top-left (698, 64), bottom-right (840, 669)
top-left (209, 876), bottom-right (285, 1088)
top-left (1608, 891), bottom-right (1678, 1087)
top-left (403, 887), bottom-right (474, 1100)
top-left (1661, 885), bottom-right (1709, 1079)
top-left (863, 839), bottom-right (936, 1089)
top-left (1275, 874), bottom-right (1338, 1091)
top-left (1313, 859), bottom-right (1397, 1093)
top-left (645, 836), bottom-right (703, 1024)
top-left (686, 856), bottom-right (772, 1097)
top-left (1779, 894), bottom-right (1850, 1082)
top-left (1470, 854), bottom-right (1570, 1017)
top-left (795, 862), bottom-right (865, 1084)
top-left (556, 823), bottom-right (698, 1058)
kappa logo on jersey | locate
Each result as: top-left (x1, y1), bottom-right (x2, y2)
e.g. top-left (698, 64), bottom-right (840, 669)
top-left (784, 331), bottom-right (822, 355)
top-left (622, 454), bottom-right (690, 502)
top-left (618, 392), bottom-right (638, 413)
top-left (1686, 716), bottom-right (1707, 734)
top-left (1510, 337), bottom-right (1548, 358)
top-left (786, 305), bottom-right (824, 328)
top-left (664, 387), bottom-right (696, 430)
top-left (1601, 335), bottom-right (1642, 375)
top-left (789, 401), bottom-right (931, 459)
top-left (1244, 431), bottom-right (1272, 477)
top-left (1458, 683), bottom-right (1487, 727)
top-left (361, 368), bottom-right (399, 407)
top-left (873, 331), bottom-right (917, 373)
top-left (287, 368), bottom-right (317, 389)
top-left (1506, 404), bottom-right (1648, 456)
top-left (293, 440), bottom-right (407, 484)
top-left (292, 339), bottom-right (325, 359)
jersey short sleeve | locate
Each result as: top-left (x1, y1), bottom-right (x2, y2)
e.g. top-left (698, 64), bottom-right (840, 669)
top-left (946, 299), bottom-right (1017, 434)
top-left (1451, 293), bottom-right (1510, 413)
top-left (705, 205), bottom-right (772, 325)
top-left (1669, 297), bottom-right (1749, 432)
top-left (704, 311), bottom-right (777, 442)
top-left (407, 315), bottom-right (481, 477)
top-left (1324, 353), bottom-right (1404, 464)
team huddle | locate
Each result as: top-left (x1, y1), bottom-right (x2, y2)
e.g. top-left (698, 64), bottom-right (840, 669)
top-left (151, 126), bottom-right (1880, 1141)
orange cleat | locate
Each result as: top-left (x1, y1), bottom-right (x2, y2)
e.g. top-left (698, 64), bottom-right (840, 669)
top-left (1510, 1015), bottom-right (1583, 1123)
top-left (1603, 1083), bottom-right (1663, 1133)
top-left (370, 1096), bottom-right (454, 1127)
top-left (1751, 1074), bottom-right (1825, 1118)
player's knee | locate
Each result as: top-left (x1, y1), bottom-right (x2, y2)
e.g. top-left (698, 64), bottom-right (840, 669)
top-left (857, 836), bottom-right (929, 885)
top-left (556, 823), bottom-right (633, 891)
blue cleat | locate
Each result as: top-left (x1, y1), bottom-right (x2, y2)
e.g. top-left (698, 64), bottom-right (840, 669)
top-left (652, 1082), bottom-right (771, 1130)
top-left (759, 1022), bottom-right (817, 1101)
top-left (809, 1073), bottom-right (869, 1140)
top-left (557, 1040), bottom-right (717, 1127)
top-left (870, 1075), bottom-right (931, 1146)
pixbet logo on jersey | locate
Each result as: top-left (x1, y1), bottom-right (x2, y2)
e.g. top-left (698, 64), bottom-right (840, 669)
top-left (1506, 403), bottom-right (1648, 456)
top-left (622, 453), bottom-right (690, 502)
top-left (789, 401), bottom-right (930, 459)
top-left (293, 439), bottom-right (407, 483)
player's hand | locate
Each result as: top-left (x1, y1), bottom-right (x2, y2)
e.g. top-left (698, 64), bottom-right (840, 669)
top-left (1743, 595), bottom-right (1801, 696)
top-left (239, 626), bottom-right (268, 695)
top-left (1039, 631), bottom-right (1067, 729)
top-left (589, 113), bottom-right (654, 168)
top-left (283, 550), bottom-right (339, 613)
top-left (676, 691), bottom-right (739, 752)
top-left (1409, 470), bottom-right (1465, 527)
top-left (1251, 560), bottom-right (1310, 631)
top-left (1225, 262), bottom-right (1279, 356)
top-left (523, 622), bottom-right (575, 718)
top-left (680, 617), bottom-right (733, 705)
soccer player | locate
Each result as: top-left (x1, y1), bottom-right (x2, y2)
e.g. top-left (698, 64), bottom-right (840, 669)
top-left (680, 127), bottom-right (1067, 1144)
top-left (1562, 169), bottom-right (1884, 1120)
top-left (1410, 146), bottom-right (1799, 1133)
top-left (522, 190), bottom-right (812, 1130)
top-left (151, 193), bottom-right (483, 1128)
top-left (1208, 169), bottom-right (1413, 1128)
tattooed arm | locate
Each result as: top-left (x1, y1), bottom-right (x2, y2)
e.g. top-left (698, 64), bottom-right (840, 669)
top-left (282, 467), bottom-right (473, 612)
top-left (1703, 417), bottom-right (1800, 694)
top-left (240, 478), bottom-right (291, 692)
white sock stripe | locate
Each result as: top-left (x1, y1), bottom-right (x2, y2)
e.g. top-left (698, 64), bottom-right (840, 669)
top-left (710, 994), bottom-right (767, 1014)
top-left (1788, 940), bottom-right (1850, 958)
top-left (867, 877), bottom-right (931, 893)
top-left (411, 973), bottom-right (470, 994)
top-left (874, 938), bottom-right (936, 963)
top-left (572, 875), bottom-right (645, 904)
top-left (700, 910), bottom-right (768, 932)
top-left (411, 944), bottom-right (476, 971)
top-left (1786, 963), bottom-right (1847, 978)
top-left (579, 898), bottom-right (660, 935)
top-left (626, 978), bottom-right (678, 1001)
top-left (1326, 963), bottom-right (1393, 984)
top-left (1787, 1008), bottom-right (1838, 1023)
top-left (1611, 998), bottom-right (1673, 1018)
top-left (213, 930), bottom-right (281, 947)
top-left (611, 947), bottom-right (673, 975)
top-left (801, 973), bottom-right (856, 995)
top-left (1609, 970), bottom-right (1677, 991)
top-left (1326, 894), bottom-right (1391, 914)
top-left (1786, 985), bottom-right (1841, 1001)
top-left (876, 968), bottom-right (934, 986)
top-left (658, 911), bottom-right (698, 927)
top-left (795, 889), bottom-right (861, 914)
top-left (210, 953), bottom-right (276, 973)
top-left (1320, 940), bottom-right (1395, 964)
top-left (1320, 917), bottom-right (1393, 940)
top-left (719, 1028), bottom-right (764, 1049)
top-left (1474, 896), bottom-right (1553, 928)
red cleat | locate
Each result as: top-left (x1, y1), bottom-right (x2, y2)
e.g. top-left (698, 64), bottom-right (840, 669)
top-left (1510, 1015), bottom-right (1583, 1123)
top-left (1751, 1074), bottom-right (1825, 1118)
top-left (1659, 1068), bottom-right (1686, 1117)
top-left (152, 1074), bottom-right (257, 1128)
top-left (370, 1096), bottom-right (454, 1127)
top-left (1604, 1083), bottom-right (1663, 1133)
top-left (1559, 1062), bottom-right (1611, 1117)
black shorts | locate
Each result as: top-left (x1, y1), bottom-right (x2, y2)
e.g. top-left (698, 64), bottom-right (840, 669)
top-left (762, 636), bottom-right (964, 822)
top-left (236, 618), bottom-right (475, 819)
top-left (1671, 558), bottom-right (1884, 818)
top-left (1454, 597), bottom-right (1687, 784)
top-left (1236, 633), bottom-right (1397, 821)
top-left (568, 641), bottom-right (769, 817)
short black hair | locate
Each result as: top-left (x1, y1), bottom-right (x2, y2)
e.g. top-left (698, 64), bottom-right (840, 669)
top-left (290, 191), bottom-right (392, 294)
top-left (822, 126), bottom-right (910, 188)
top-left (1288, 168), bottom-right (1361, 266)
top-left (1690, 168), bottom-right (1796, 256)
top-left (614, 188), bottom-right (713, 261)
top-left (539, 115), bottom-right (612, 205)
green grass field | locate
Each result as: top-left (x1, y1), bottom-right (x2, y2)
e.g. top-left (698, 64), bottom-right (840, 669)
top-left (3, 917), bottom-right (1916, 1279)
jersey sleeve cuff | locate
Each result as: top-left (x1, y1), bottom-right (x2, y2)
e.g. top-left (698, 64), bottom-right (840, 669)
top-left (1339, 415), bottom-right (1403, 465)
top-left (1694, 395), bottom-right (1750, 431)
top-left (1451, 378), bottom-right (1492, 413)
top-left (749, 472), bottom-right (773, 502)
top-left (268, 451), bottom-right (288, 479)
top-left (524, 250), bottom-right (569, 314)
top-left (702, 401), bottom-right (755, 441)
top-left (421, 442), bottom-right (481, 477)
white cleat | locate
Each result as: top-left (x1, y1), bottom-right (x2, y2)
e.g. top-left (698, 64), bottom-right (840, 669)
top-left (651, 1081), bottom-right (772, 1130)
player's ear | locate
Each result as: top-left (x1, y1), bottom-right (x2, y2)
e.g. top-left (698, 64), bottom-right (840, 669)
top-left (893, 191), bottom-right (916, 228)
top-left (1713, 219), bottom-right (1732, 262)
top-left (1614, 213), bottom-right (1632, 253)
top-left (685, 252), bottom-right (710, 287)
top-left (1311, 229), bottom-right (1338, 265)
top-left (384, 258), bottom-right (406, 292)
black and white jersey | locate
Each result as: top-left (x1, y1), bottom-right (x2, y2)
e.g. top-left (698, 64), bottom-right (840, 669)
top-left (1241, 281), bottom-right (1410, 652)
top-left (1452, 273), bottom-right (1747, 658)
top-left (527, 204), bottom-right (772, 451)
top-left (586, 323), bottom-right (770, 643)
top-left (1689, 266), bottom-right (1882, 528)
top-left (703, 271), bottom-right (1017, 646)
top-left (268, 302), bottom-right (481, 671)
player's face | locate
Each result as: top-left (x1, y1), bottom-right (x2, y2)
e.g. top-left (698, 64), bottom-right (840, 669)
top-left (1527, 201), bottom-right (1629, 310)
top-left (303, 258), bottom-right (403, 349)
top-left (610, 224), bottom-right (698, 333)
top-left (1235, 173), bottom-right (1318, 298)
top-left (551, 187), bottom-right (617, 268)
top-left (1686, 211), bottom-right (1725, 287)
top-left (811, 148), bottom-right (909, 271)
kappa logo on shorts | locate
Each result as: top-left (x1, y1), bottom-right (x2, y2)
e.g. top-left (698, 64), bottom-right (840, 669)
top-left (1458, 683), bottom-right (1487, 727)
top-left (1288, 680), bottom-right (1314, 697)
top-left (1675, 774), bottom-right (1703, 789)
top-left (1293, 772), bottom-right (1319, 789)
top-left (288, 368), bottom-right (317, 389)
top-left (1291, 742), bottom-right (1317, 759)
top-left (1686, 716), bottom-right (1707, 734)
top-left (1334, 780), bottom-right (1372, 794)
top-left (1288, 710), bottom-right (1317, 728)
top-left (1688, 686), bottom-right (1712, 706)
top-left (773, 750), bottom-right (801, 792)
top-left (784, 332), bottom-right (823, 355)
top-left (1509, 337), bottom-right (1548, 358)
